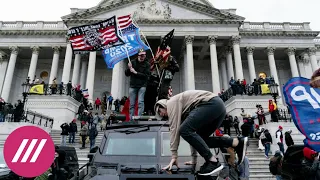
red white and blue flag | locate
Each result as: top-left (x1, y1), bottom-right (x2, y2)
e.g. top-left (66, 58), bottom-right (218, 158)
top-left (283, 77), bottom-right (320, 152)
top-left (102, 14), bottom-right (149, 68)
top-left (67, 16), bottom-right (124, 53)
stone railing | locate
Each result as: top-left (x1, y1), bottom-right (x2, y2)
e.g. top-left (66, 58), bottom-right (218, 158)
top-left (240, 22), bottom-right (311, 31)
top-left (0, 21), bottom-right (67, 30)
top-left (313, 37), bottom-right (320, 44)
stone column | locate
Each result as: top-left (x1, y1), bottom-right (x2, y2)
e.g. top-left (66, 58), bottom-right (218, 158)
top-left (79, 56), bottom-right (88, 89)
top-left (0, 52), bottom-right (8, 95)
top-left (111, 62), bottom-right (121, 100)
top-left (231, 36), bottom-right (244, 80)
top-left (246, 47), bottom-right (256, 83)
top-left (61, 43), bottom-right (73, 84)
top-left (303, 51), bottom-right (313, 78)
top-left (308, 47), bottom-right (319, 72)
top-left (185, 36), bottom-right (195, 90)
top-left (266, 47), bottom-right (281, 95)
top-left (285, 47), bottom-right (299, 77)
top-left (1, 46), bottom-right (19, 101)
top-left (71, 54), bottom-right (81, 86)
top-left (86, 52), bottom-right (96, 103)
top-left (208, 35), bottom-right (220, 93)
top-left (183, 51), bottom-right (188, 91)
top-left (220, 57), bottom-right (228, 90)
top-left (297, 56), bottom-right (306, 77)
top-left (225, 46), bottom-right (234, 82)
top-left (28, 46), bottom-right (40, 82)
top-left (49, 46), bottom-right (61, 84)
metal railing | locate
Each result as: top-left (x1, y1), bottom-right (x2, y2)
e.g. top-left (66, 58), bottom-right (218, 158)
top-left (219, 87), bottom-right (233, 102)
top-left (277, 108), bottom-right (292, 122)
top-left (28, 84), bottom-right (83, 103)
top-left (1, 110), bottom-right (54, 129)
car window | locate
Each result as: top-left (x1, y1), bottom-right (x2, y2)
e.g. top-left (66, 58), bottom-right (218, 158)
top-left (104, 132), bottom-right (157, 156)
top-left (161, 132), bottom-right (190, 156)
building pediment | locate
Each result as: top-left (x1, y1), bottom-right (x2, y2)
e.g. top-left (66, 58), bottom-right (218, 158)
top-left (62, 0), bottom-right (245, 26)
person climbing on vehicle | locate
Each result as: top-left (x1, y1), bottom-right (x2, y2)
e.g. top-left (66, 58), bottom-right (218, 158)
top-left (154, 90), bottom-right (249, 176)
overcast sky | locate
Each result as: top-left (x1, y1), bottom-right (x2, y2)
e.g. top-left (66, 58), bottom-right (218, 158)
top-left (0, 0), bottom-right (319, 30)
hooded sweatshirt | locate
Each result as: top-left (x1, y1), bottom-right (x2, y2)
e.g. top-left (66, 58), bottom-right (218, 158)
top-left (155, 90), bottom-right (217, 159)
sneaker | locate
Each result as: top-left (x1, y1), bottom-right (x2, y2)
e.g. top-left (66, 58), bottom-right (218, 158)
top-left (235, 137), bottom-right (249, 165)
top-left (198, 161), bottom-right (224, 176)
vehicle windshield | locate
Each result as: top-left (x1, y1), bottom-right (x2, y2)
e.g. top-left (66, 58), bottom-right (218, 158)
top-left (0, 148), bottom-right (7, 168)
top-left (161, 132), bottom-right (190, 156)
top-left (104, 132), bottom-right (157, 156)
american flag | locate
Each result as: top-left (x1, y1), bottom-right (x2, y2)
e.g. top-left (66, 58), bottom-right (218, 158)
top-left (117, 14), bottom-right (137, 32)
top-left (67, 16), bottom-right (124, 52)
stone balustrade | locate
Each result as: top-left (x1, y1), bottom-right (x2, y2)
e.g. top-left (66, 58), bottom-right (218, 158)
top-left (314, 37), bottom-right (320, 44)
top-left (240, 22), bottom-right (311, 31)
top-left (0, 21), bottom-right (67, 30)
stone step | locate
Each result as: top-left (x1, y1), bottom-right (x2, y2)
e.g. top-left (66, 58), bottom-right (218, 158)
top-left (249, 174), bottom-right (276, 180)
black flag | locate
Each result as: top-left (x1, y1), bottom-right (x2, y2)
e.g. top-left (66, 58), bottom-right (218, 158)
top-left (159, 29), bottom-right (174, 50)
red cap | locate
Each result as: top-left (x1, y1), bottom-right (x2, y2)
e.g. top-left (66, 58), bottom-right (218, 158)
top-left (303, 147), bottom-right (318, 160)
top-left (279, 126), bottom-right (283, 130)
top-left (72, 119), bottom-right (76, 122)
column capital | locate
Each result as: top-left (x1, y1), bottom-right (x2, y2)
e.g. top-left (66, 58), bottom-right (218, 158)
top-left (246, 46), bottom-right (255, 55)
top-left (285, 47), bottom-right (296, 56)
top-left (224, 46), bottom-right (233, 54)
top-left (308, 47), bottom-right (317, 56)
top-left (185, 35), bottom-right (194, 45)
top-left (231, 35), bottom-right (241, 45)
top-left (0, 51), bottom-right (8, 60)
top-left (266, 47), bottom-right (276, 55)
top-left (31, 46), bottom-right (40, 55)
top-left (297, 55), bottom-right (310, 64)
top-left (207, 35), bottom-right (218, 45)
top-left (52, 46), bottom-right (61, 54)
top-left (9, 46), bottom-right (19, 55)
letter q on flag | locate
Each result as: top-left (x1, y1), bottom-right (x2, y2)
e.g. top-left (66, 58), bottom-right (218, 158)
top-left (3, 126), bottom-right (55, 177)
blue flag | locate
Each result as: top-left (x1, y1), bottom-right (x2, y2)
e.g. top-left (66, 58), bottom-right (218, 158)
top-left (283, 77), bottom-right (320, 152)
top-left (102, 28), bottom-right (149, 68)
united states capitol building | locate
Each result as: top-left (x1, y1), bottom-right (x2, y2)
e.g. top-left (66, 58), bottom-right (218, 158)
top-left (0, 0), bottom-right (319, 126)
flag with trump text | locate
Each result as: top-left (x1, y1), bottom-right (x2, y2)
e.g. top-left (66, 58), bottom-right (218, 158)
top-left (67, 16), bottom-right (124, 53)
top-left (283, 77), bottom-right (320, 152)
top-left (102, 14), bottom-right (149, 68)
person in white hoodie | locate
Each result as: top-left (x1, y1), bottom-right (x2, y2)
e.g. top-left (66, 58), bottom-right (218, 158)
top-left (155, 90), bottom-right (249, 176)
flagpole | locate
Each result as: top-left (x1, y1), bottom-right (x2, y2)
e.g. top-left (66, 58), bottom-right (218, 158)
top-left (116, 16), bottom-right (132, 64)
top-left (132, 19), bottom-right (161, 77)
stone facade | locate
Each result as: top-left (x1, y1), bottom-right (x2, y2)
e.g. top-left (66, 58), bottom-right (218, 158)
top-left (0, 0), bottom-right (319, 107)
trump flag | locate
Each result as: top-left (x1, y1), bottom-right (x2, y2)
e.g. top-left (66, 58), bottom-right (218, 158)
top-left (283, 77), bottom-right (320, 152)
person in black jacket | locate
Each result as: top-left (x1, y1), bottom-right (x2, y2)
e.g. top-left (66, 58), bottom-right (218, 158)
top-left (68, 119), bottom-right (77, 144)
top-left (261, 129), bottom-right (272, 159)
top-left (285, 129), bottom-right (294, 147)
top-left (60, 123), bottom-right (69, 146)
top-left (241, 120), bottom-right (252, 137)
top-left (125, 49), bottom-right (151, 119)
top-left (67, 81), bottom-right (72, 96)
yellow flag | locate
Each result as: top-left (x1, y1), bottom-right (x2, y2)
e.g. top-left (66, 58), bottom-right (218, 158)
top-left (261, 84), bottom-right (271, 94)
top-left (29, 84), bottom-right (44, 95)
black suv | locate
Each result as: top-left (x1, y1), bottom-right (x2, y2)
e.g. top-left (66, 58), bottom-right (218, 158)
top-left (78, 121), bottom-right (231, 180)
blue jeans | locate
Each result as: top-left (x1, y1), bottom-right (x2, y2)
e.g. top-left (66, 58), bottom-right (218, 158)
top-left (265, 143), bottom-right (270, 157)
top-left (61, 135), bottom-right (67, 146)
top-left (90, 138), bottom-right (96, 150)
top-left (278, 142), bottom-right (284, 155)
top-left (69, 132), bottom-right (75, 143)
top-left (276, 175), bottom-right (282, 180)
top-left (0, 113), bottom-right (4, 122)
top-left (129, 87), bottom-right (146, 119)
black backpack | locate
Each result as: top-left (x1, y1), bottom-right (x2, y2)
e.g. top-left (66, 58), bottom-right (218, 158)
top-left (269, 156), bottom-right (282, 175)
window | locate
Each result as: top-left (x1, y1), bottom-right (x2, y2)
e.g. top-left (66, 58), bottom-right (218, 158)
top-left (104, 132), bottom-right (157, 156)
top-left (161, 132), bottom-right (190, 156)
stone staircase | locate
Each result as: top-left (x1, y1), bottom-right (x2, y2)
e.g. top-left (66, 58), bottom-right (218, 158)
top-left (49, 123), bottom-right (105, 167)
top-left (228, 121), bottom-right (306, 180)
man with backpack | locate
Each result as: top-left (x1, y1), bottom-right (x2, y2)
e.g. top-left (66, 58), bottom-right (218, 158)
top-left (261, 129), bottom-right (273, 159)
top-left (60, 122), bottom-right (69, 146)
